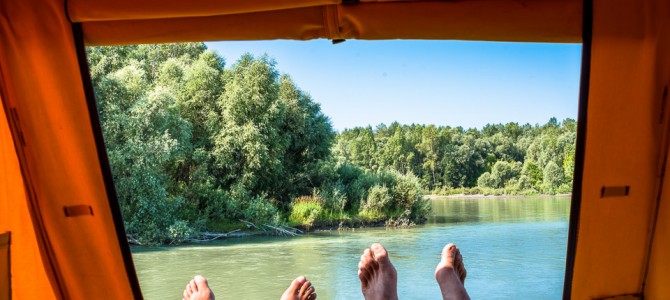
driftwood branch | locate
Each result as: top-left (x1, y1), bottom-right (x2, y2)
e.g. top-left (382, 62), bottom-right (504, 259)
top-left (262, 224), bottom-right (303, 236)
top-left (186, 229), bottom-right (241, 243)
top-left (240, 219), bottom-right (266, 231)
top-left (127, 221), bottom-right (304, 246)
top-left (126, 234), bottom-right (144, 246)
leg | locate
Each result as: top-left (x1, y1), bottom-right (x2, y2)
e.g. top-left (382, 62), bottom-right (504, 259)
top-left (280, 276), bottom-right (317, 300)
top-left (182, 275), bottom-right (215, 300)
top-left (435, 243), bottom-right (470, 300)
top-left (358, 243), bottom-right (398, 300)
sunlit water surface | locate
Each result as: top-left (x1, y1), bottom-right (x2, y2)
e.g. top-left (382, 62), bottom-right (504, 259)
top-left (132, 197), bottom-right (570, 299)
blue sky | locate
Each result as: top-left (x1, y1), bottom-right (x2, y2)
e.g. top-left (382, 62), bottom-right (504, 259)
top-left (207, 40), bottom-right (582, 132)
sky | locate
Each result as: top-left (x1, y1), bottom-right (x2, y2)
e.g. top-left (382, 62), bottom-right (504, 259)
top-left (206, 40), bottom-right (582, 132)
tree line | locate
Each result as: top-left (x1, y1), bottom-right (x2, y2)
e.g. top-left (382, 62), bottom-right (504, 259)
top-left (334, 118), bottom-right (576, 195)
top-left (87, 43), bottom-right (575, 245)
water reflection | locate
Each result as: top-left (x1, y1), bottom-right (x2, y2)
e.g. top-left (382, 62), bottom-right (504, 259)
top-left (428, 196), bottom-right (570, 224)
top-left (133, 197), bottom-right (570, 299)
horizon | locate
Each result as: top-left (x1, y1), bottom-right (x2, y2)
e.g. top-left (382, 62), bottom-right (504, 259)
top-left (330, 116), bottom-right (576, 134)
top-left (207, 40), bottom-right (582, 132)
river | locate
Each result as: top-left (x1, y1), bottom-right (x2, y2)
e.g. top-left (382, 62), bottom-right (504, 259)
top-left (132, 196), bottom-right (570, 299)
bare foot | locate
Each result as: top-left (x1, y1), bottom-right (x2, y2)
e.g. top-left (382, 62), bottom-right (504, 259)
top-left (435, 243), bottom-right (470, 300)
top-left (358, 243), bottom-right (398, 300)
top-left (280, 276), bottom-right (317, 300)
top-left (182, 275), bottom-right (215, 300)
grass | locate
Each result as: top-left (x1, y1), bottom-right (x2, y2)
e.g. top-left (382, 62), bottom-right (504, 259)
top-left (288, 201), bottom-right (324, 226)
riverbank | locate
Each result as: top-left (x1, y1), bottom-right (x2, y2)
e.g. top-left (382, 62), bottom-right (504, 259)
top-left (129, 194), bottom-right (569, 246)
top-left (126, 217), bottom-right (410, 245)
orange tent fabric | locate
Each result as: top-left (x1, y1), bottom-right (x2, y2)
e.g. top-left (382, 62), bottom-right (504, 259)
top-left (1, 95), bottom-right (57, 299)
top-left (80, 0), bottom-right (582, 45)
top-left (1, 0), bottom-right (670, 299)
top-left (569, 0), bottom-right (670, 298)
top-left (0, 0), bottom-right (139, 298)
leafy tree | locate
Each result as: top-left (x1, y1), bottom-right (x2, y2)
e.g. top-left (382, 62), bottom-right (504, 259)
top-left (417, 125), bottom-right (440, 189)
top-left (477, 172), bottom-right (494, 188)
top-left (543, 161), bottom-right (564, 194)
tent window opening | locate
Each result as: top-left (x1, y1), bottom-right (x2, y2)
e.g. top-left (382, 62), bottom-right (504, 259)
top-left (83, 40), bottom-right (581, 299)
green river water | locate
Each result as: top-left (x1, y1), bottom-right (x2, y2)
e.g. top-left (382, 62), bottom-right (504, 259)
top-left (132, 196), bottom-right (570, 299)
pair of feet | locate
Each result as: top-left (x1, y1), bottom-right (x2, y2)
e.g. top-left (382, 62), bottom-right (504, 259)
top-left (182, 274), bottom-right (316, 300)
top-left (182, 243), bottom-right (469, 300)
top-left (358, 243), bottom-right (469, 300)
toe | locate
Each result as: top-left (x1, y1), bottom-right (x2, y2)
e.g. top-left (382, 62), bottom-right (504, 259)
top-left (183, 286), bottom-right (190, 300)
top-left (363, 248), bottom-right (373, 260)
top-left (289, 276), bottom-right (306, 293)
top-left (301, 285), bottom-right (315, 300)
top-left (456, 252), bottom-right (467, 283)
top-left (441, 243), bottom-right (457, 264)
top-left (370, 243), bottom-right (391, 265)
top-left (282, 276), bottom-right (306, 300)
top-left (443, 243), bottom-right (456, 256)
top-left (358, 268), bottom-right (370, 288)
top-left (363, 249), bottom-right (378, 275)
top-left (366, 259), bottom-right (378, 277)
top-left (189, 279), bottom-right (198, 292)
top-left (299, 280), bottom-right (311, 296)
top-left (188, 280), bottom-right (196, 294)
top-left (194, 275), bottom-right (208, 290)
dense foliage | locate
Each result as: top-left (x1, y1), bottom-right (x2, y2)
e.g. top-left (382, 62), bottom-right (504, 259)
top-left (87, 43), bottom-right (429, 244)
top-left (335, 119), bottom-right (576, 195)
top-left (87, 43), bottom-right (575, 245)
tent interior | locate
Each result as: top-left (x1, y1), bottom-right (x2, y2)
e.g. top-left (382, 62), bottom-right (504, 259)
top-left (1, 0), bottom-right (670, 299)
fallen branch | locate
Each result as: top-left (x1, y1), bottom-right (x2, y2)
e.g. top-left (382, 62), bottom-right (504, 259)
top-left (285, 226), bottom-right (304, 234)
top-left (263, 224), bottom-right (302, 236)
top-left (126, 234), bottom-right (144, 246)
top-left (240, 219), bottom-right (266, 231)
top-left (186, 229), bottom-right (241, 243)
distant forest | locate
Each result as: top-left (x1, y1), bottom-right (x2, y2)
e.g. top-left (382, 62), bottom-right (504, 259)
top-left (87, 43), bottom-right (575, 245)
top-left (336, 119), bottom-right (575, 195)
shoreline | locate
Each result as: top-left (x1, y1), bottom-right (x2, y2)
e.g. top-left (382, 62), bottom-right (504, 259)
top-left (423, 193), bottom-right (572, 200)
top-left (131, 195), bottom-right (570, 247)
top-left (293, 217), bottom-right (390, 233)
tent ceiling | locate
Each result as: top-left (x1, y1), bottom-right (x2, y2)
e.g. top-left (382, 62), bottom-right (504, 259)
top-left (77, 0), bottom-right (582, 46)
top-left (68, 0), bottom-right (340, 22)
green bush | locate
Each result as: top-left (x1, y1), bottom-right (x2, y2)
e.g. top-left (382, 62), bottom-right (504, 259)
top-left (465, 186), bottom-right (482, 195)
top-left (289, 196), bottom-right (324, 226)
top-left (120, 176), bottom-right (190, 245)
top-left (320, 182), bottom-right (348, 215)
top-left (389, 172), bottom-right (429, 221)
top-left (168, 220), bottom-right (194, 245)
top-left (360, 185), bottom-right (391, 217)
top-left (517, 175), bottom-right (532, 191)
top-left (557, 183), bottom-right (573, 194)
top-left (477, 172), bottom-right (494, 188)
top-left (242, 195), bottom-right (279, 223)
